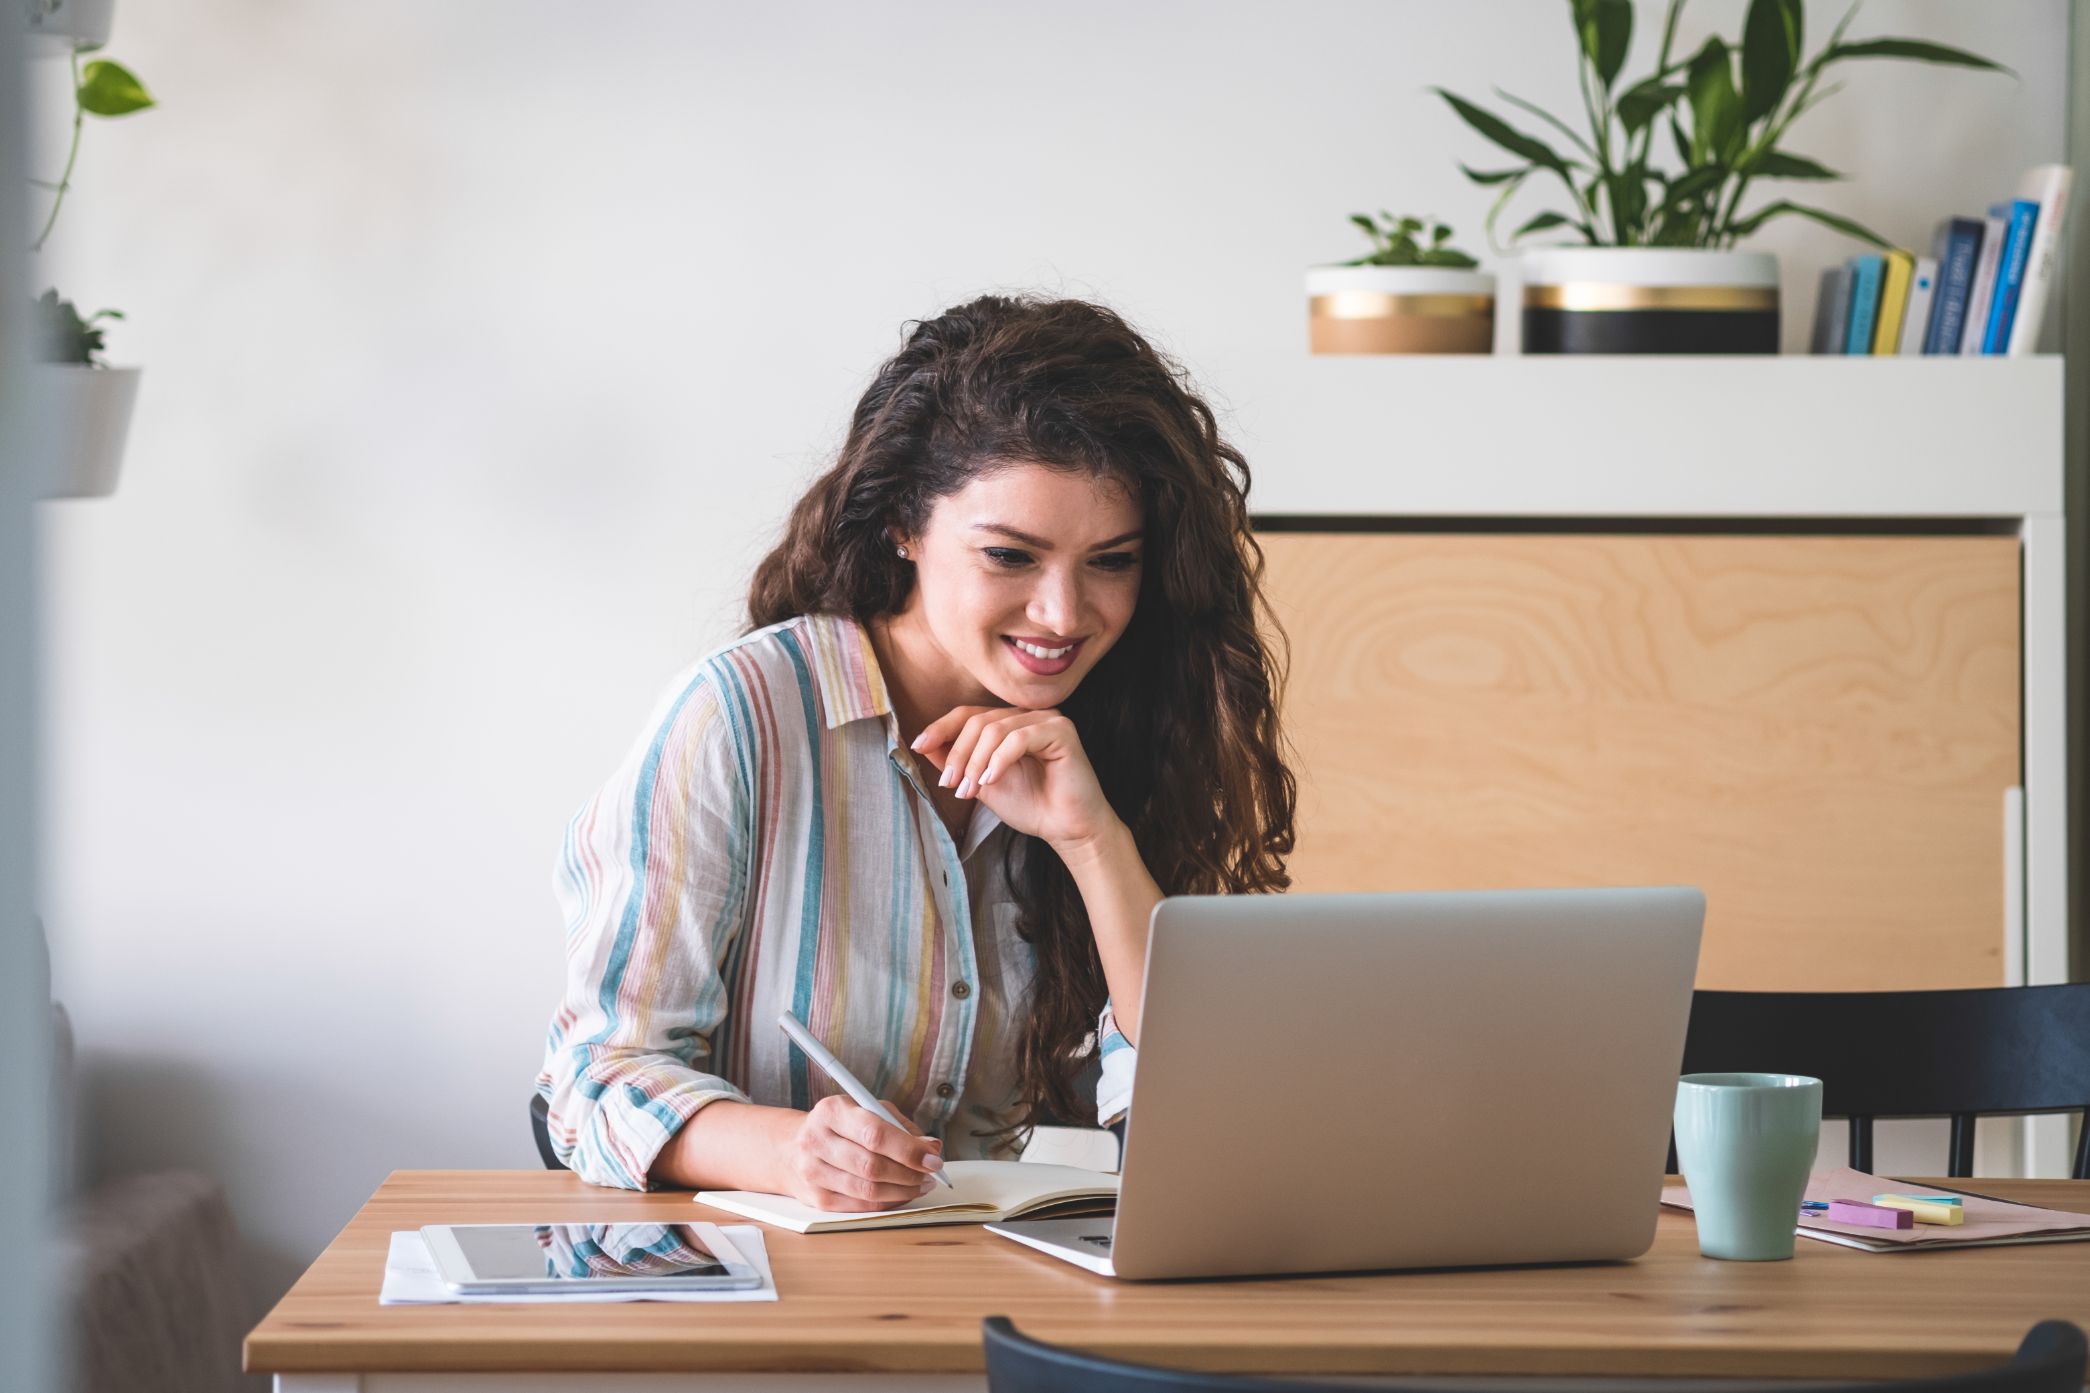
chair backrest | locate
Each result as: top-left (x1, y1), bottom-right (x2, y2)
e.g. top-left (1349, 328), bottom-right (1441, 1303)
top-left (1679, 985), bottom-right (2090, 1178)
top-left (980, 1318), bottom-right (2087, 1393)
top-left (528, 1093), bottom-right (568, 1171)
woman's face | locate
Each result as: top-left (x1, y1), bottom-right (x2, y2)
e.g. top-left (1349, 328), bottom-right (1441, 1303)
top-left (894, 462), bottom-right (1143, 710)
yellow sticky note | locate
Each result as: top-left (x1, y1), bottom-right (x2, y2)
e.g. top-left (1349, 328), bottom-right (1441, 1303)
top-left (1873, 1194), bottom-right (1965, 1225)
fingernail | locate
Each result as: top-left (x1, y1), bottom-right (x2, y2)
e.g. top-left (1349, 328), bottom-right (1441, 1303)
top-left (979, 770), bottom-right (994, 785)
top-left (922, 1152), bottom-right (943, 1171)
top-left (956, 777), bottom-right (973, 798)
top-left (909, 733), bottom-right (926, 750)
top-left (939, 766), bottom-right (954, 787)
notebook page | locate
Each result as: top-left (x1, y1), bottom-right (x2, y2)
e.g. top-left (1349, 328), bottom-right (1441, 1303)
top-left (695, 1161), bottom-right (1118, 1232)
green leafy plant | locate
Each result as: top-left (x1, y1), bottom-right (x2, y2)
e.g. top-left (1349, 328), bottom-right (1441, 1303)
top-left (29, 47), bottom-right (155, 365)
top-left (33, 290), bottom-right (123, 366)
top-left (1342, 212), bottom-right (1480, 269)
top-left (1436, 0), bottom-right (2006, 251)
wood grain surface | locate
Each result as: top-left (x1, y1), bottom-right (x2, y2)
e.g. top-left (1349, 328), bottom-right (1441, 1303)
top-left (1257, 533), bottom-right (2022, 991)
top-left (246, 1170), bottom-right (2090, 1378)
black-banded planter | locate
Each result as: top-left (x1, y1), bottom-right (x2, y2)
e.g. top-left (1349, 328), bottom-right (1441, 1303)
top-left (1307, 266), bottom-right (1496, 355)
top-left (1521, 249), bottom-right (1779, 354)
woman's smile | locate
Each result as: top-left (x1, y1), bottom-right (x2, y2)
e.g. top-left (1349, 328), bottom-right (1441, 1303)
top-left (1003, 633), bottom-right (1084, 676)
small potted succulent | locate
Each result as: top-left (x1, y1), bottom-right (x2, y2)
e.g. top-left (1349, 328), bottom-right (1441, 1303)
top-left (1435, 0), bottom-right (2004, 353)
top-left (28, 32), bottom-right (154, 496)
top-left (1307, 212), bottom-right (1494, 355)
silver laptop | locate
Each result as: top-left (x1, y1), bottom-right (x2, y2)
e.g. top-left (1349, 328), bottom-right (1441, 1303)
top-left (989, 886), bottom-right (1704, 1280)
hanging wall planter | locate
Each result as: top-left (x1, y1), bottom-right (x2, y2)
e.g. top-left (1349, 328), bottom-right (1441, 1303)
top-left (24, 0), bottom-right (115, 52)
top-left (1520, 248), bottom-right (1779, 354)
top-left (34, 364), bottom-right (139, 499)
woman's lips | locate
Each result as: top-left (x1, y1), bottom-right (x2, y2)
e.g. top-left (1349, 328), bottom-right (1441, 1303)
top-left (1003, 635), bottom-right (1082, 676)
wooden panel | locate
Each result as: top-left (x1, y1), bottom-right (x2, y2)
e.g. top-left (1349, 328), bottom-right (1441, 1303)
top-left (246, 1170), bottom-right (2090, 1378)
top-left (1258, 533), bottom-right (2021, 991)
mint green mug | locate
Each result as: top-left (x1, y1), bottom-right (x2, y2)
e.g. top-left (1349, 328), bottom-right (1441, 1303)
top-left (1674, 1072), bottom-right (1822, 1261)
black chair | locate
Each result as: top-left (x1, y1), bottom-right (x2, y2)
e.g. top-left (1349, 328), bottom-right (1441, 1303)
top-left (529, 1092), bottom-right (568, 1171)
top-left (981, 1317), bottom-right (2086, 1393)
top-left (1675, 985), bottom-right (2090, 1178)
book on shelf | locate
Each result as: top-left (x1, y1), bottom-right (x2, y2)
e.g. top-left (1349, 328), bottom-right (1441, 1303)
top-left (1844, 254), bottom-right (1884, 355)
top-left (1979, 198), bottom-right (2040, 354)
top-left (1872, 248), bottom-right (1915, 355)
top-left (1925, 216), bottom-right (1985, 353)
top-left (1799, 162), bottom-right (2068, 358)
top-left (1809, 263), bottom-right (1852, 354)
top-left (1958, 205), bottom-right (2010, 355)
top-left (1897, 256), bottom-right (1938, 356)
top-left (2007, 164), bottom-right (2073, 355)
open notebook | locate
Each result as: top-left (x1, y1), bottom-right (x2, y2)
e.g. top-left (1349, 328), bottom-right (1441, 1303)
top-left (694, 1161), bottom-right (1119, 1234)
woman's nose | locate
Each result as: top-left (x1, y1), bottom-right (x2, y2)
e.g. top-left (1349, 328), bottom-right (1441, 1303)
top-left (1027, 569), bottom-right (1082, 634)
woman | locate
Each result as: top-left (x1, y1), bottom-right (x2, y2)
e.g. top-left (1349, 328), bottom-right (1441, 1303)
top-left (538, 294), bottom-right (1294, 1206)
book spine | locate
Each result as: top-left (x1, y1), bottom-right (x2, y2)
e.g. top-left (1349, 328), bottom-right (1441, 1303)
top-left (1872, 249), bottom-right (1914, 355)
top-left (2008, 164), bottom-right (2073, 355)
top-left (1958, 207), bottom-right (2009, 355)
top-left (1811, 265), bottom-right (1852, 354)
top-left (1925, 217), bottom-right (1985, 353)
top-left (1980, 199), bottom-right (2040, 354)
top-left (1897, 257), bottom-right (1938, 357)
top-left (1845, 255), bottom-right (1884, 355)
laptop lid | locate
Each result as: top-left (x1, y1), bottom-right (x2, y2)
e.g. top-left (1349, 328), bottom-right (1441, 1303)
top-left (1107, 887), bottom-right (1704, 1280)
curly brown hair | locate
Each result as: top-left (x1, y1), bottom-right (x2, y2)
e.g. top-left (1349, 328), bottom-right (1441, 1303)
top-left (748, 293), bottom-right (1295, 1131)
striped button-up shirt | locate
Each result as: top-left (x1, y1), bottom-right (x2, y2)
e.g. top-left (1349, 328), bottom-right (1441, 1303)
top-left (538, 613), bottom-right (1136, 1190)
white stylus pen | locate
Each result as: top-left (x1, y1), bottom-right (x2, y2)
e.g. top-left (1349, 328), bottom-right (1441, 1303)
top-left (777, 1009), bottom-right (954, 1189)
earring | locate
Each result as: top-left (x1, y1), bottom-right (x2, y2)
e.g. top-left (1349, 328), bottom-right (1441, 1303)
top-left (896, 545), bottom-right (909, 559)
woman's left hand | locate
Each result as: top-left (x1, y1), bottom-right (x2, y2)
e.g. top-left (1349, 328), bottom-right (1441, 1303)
top-left (911, 706), bottom-right (1117, 851)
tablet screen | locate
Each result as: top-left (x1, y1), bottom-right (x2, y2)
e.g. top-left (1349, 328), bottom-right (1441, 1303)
top-left (451, 1223), bottom-right (732, 1282)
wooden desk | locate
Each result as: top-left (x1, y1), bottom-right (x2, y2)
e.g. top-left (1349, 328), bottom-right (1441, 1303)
top-left (247, 1171), bottom-right (2090, 1393)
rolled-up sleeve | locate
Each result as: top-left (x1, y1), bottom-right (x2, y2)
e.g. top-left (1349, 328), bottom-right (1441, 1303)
top-left (535, 668), bottom-right (754, 1190)
top-left (1094, 999), bottom-right (1136, 1127)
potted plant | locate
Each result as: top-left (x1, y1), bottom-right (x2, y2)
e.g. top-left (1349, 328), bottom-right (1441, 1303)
top-left (1307, 213), bottom-right (1494, 355)
top-left (24, 0), bottom-right (114, 51)
top-left (28, 34), bottom-right (154, 496)
top-left (1435, 0), bottom-right (2004, 353)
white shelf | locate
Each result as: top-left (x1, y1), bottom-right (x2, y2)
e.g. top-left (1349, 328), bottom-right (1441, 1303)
top-left (1233, 356), bottom-right (2063, 521)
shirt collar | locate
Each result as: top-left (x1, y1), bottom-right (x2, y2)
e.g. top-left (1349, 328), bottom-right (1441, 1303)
top-left (799, 612), bottom-right (1006, 855)
top-left (795, 613), bottom-right (895, 731)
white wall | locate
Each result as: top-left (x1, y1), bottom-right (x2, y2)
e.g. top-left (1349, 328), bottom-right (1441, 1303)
top-left (34, 0), bottom-right (2070, 1323)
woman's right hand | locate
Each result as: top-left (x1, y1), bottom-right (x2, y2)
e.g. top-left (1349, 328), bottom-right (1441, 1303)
top-left (782, 1095), bottom-right (945, 1211)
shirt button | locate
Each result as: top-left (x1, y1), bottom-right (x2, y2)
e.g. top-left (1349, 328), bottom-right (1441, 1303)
top-left (936, 1082), bottom-right (956, 1100)
top-left (942, 870), bottom-right (949, 886)
top-left (951, 979), bottom-right (971, 1000)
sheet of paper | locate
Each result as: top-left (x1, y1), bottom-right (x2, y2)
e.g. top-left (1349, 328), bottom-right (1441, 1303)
top-left (1660, 1167), bottom-right (2090, 1251)
top-left (379, 1224), bottom-right (779, 1304)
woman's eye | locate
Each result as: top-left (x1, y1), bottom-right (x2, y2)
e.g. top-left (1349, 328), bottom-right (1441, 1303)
top-left (983, 548), bottom-right (1033, 568)
top-left (1092, 552), bottom-right (1140, 572)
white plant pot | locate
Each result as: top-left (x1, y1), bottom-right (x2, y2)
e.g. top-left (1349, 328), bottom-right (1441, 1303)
top-left (24, 0), bottom-right (116, 53)
top-left (34, 364), bottom-right (139, 499)
top-left (1306, 265), bottom-right (1496, 355)
top-left (1520, 247), bottom-right (1780, 354)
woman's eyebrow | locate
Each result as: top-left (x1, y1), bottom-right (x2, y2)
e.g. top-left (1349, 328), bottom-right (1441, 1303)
top-left (971, 523), bottom-right (1144, 550)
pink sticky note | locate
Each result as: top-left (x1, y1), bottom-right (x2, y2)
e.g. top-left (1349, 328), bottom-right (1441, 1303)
top-left (1826, 1199), bottom-right (1914, 1230)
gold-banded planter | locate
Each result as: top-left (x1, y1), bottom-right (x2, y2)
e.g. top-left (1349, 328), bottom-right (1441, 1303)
top-left (1520, 248), bottom-right (1779, 354)
top-left (1308, 266), bottom-right (1496, 355)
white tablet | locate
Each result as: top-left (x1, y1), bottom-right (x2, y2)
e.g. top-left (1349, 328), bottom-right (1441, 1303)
top-left (420, 1220), bottom-right (764, 1295)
